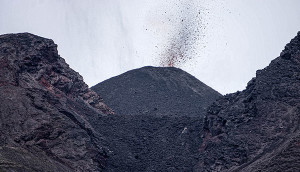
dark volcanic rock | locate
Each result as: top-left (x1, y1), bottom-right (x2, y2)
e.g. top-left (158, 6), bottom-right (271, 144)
top-left (91, 66), bottom-right (221, 116)
top-left (90, 66), bottom-right (221, 171)
top-left (93, 113), bottom-right (205, 172)
top-left (2, 31), bottom-right (300, 172)
top-left (0, 33), bottom-right (113, 171)
top-left (199, 32), bottom-right (300, 171)
top-left (0, 33), bottom-right (113, 115)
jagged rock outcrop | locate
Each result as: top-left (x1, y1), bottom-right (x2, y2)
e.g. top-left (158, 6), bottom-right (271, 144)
top-left (0, 33), bottom-right (113, 115)
top-left (91, 66), bottom-right (221, 116)
top-left (199, 31), bottom-right (300, 171)
top-left (0, 33), bottom-right (113, 171)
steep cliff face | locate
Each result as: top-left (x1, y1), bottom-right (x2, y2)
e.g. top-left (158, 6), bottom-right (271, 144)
top-left (0, 33), bottom-right (113, 171)
top-left (200, 31), bottom-right (300, 171)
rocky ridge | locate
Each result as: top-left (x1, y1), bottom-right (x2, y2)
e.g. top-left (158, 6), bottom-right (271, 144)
top-left (200, 31), bottom-right (300, 171)
top-left (0, 33), bottom-right (113, 171)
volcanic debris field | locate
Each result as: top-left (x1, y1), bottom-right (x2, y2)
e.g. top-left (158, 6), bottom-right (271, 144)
top-left (0, 32), bottom-right (300, 172)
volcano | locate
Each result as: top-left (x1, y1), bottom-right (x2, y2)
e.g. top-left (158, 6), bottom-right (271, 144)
top-left (1, 32), bottom-right (300, 171)
top-left (91, 66), bottom-right (221, 116)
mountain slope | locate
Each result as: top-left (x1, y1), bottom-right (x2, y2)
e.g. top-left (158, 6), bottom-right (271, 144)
top-left (0, 33), bottom-right (113, 171)
top-left (90, 67), bottom-right (221, 171)
top-left (199, 31), bottom-right (300, 171)
top-left (91, 66), bottom-right (221, 116)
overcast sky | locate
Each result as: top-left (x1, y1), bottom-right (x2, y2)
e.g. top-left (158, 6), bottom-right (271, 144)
top-left (1, 0), bottom-right (300, 94)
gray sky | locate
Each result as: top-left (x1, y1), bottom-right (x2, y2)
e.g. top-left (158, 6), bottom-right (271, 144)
top-left (1, 0), bottom-right (300, 94)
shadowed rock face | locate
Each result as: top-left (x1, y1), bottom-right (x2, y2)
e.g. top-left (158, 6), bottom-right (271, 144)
top-left (199, 31), bottom-right (300, 172)
top-left (0, 33), bottom-right (113, 171)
